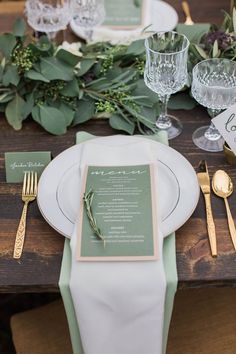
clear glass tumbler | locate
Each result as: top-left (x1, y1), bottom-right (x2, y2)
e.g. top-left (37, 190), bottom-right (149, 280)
top-left (25, 0), bottom-right (72, 40)
top-left (71, 0), bottom-right (105, 41)
top-left (191, 58), bottom-right (236, 152)
top-left (144, 31), bottom-right (189, 139)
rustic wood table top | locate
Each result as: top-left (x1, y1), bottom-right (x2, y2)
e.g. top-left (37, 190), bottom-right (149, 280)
top-left (0, 0), bottom-right (235, 293)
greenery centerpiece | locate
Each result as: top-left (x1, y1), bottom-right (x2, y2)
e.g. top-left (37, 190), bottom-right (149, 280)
top-left (0, 4), bottom-right (235, 135)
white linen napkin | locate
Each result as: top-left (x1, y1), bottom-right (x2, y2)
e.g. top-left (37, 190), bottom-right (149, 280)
top-left (69, 139), bottom-right (166, 354)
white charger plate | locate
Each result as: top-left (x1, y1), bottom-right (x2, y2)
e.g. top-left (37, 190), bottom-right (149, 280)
top-left (70, 0), bottom-right (178, 41)
top-left (37, 136), bottom-right (199, 238)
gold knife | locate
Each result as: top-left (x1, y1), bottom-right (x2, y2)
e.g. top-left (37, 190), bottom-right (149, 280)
top-left (197, 160), bottom-right (217, 257)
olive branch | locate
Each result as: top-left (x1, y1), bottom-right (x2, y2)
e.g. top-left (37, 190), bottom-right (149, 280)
top-left (83, 188), bottom-right (106, 247)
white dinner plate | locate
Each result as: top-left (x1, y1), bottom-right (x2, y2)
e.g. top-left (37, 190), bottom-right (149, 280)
top-left (70, 0), bottom-right (178, 41)
top-left (37, 135), bottom-right (199, 238)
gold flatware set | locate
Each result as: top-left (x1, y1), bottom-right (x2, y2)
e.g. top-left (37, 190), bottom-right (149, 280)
top-left (13, 171), bottom-right (38, 259)
top-left (182, 1), bottom-right (194, 25)
top-left (197, 160), bottom-right (236, 257)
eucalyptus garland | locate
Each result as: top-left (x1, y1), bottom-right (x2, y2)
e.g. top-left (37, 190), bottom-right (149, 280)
top-left (0, 4), bottom-right (235, 136)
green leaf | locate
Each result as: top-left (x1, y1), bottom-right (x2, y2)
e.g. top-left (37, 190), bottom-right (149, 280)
top-left (194, 45), bottom-right (209, 59)
top-left (233, 7), bottom-right (236, 33)
top-left (168, 92), bottom-right (197, 110)
top-left (73, 99), bottom-right (95, 125)
top-left (77, 59), bottom-right (96, 77)
top-left (2, 65), bottom-right (20, 86)
top-left (58, 102), bottom-right (75, 126)
top-left (22, 93), bottom-right (35, 119)
top-left (24, 69), bottom-right (50, 82)
top-left (212, 40), bottom-right (219, 58)
top-left (32, 104), bottom-right (68, 135)
top-left (126, 39), bottom-right (145, 56)
top-left (13, 18), bottom-right (26, 37)
top-left (56, 49), bottom-right (80, 67)
top-left (132, 79), bottom-right (157, 106)
top-left (0, 91), bottom-right (14, 103)
top-left (29, 36), bottom-right (54, 56)
top-left (0, 34), bottom-right (17, 59)
top-left (40, 57), bottom-right (74, 81)
top-left (109, 113), bottom-right (135, 134)
top-left (61, 78), bottom-right (80, 97)
top-left (5, 93), bottom-right (25, 130)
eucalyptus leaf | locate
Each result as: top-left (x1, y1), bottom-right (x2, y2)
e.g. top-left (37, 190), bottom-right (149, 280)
top-left (77, 59), bottom-right (96, 77)
top-left (13, 18), bottom-right (26, 37)
top-left (58, 102), bottom-right (75, 125)
top-left (61, 78), bottom-right (80, 97)
top-left (25, 69), bottom-right (50, 82)
top-left (131, 79), bottom-right (157, 106)
top-left (2, 65), bottom-right (20, 86)
top-left (56, 48), bottom-right (80, 67)
top-left (22, 93), bottom-right (35, 119)
top-left (32, 104), bottom-right (68, 135)
top-left (126, 39), bottom-right (145, 56)
top-left (0, 34), bottom-right (17, 59)
top-left (5, 93), bottom-right (26, 130)
top-left (0, 91), bottom-right (14, 103)
top-left (109, 113), bottom-right (135, 135)
top-left (73, 98), bottom-right (96, 125)
top-left (40, 57), bottom-right (74, 81)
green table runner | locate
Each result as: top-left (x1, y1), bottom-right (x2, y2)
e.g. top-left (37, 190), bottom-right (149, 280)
top-left (59, 131), bottom-right (177, 354)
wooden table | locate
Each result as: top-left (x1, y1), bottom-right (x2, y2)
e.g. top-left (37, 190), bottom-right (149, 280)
top-left (0, 0), bottom-right (235, 293)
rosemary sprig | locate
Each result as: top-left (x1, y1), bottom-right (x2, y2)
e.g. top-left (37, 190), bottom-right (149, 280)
top-left (83, 188), bottom-right (106, 247)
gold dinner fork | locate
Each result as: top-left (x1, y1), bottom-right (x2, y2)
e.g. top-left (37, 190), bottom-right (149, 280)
top-left (182, 1), bottom-right (194, 25)
top-left (13, 171), bottom-right (38, 259)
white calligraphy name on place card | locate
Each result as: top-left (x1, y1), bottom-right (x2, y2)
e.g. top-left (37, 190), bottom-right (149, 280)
top-left (212, 103), bottom-right (236, 154)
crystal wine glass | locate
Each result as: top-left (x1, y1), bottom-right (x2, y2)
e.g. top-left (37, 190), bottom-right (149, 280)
top-left (191, 58), bottom-right (236, 152)
top-left (71, 0), bottom-right (106, 42)
top-left (144, 31), bottom-right (189, 139)
top-left (25, 0), bottom-right (72, 40)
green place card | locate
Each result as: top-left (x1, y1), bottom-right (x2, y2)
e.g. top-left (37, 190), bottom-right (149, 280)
top-left (5, 151), bottom-right (51, 183)
top-left (103, 0), bottom-right (145, 28)
top-left (77, 164), bottom-right (158, 261)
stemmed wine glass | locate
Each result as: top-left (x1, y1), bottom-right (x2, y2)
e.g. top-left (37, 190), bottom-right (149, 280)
top-left (71, 0), bottom-right (105, 42)
top-left (191, 58), bottom-right (236, 152)
top-left (25, 0), bottom-right (72, 40)
top-left (144, 31), bottom-right (189, 139)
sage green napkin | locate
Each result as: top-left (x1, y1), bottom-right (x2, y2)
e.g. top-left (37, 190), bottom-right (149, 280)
top-left (59, 131), bottom-right (177, 354)
top-left (176, 23), bottom-right (210, 43)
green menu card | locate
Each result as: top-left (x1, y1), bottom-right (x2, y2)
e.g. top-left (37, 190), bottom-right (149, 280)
top-left (77, 164), bottom-right (158, 261)
top-left (103, 0), bottom-right (146, 28)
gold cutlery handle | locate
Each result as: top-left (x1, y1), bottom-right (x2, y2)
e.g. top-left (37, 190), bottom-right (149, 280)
top-left (204, 194), bottom-right (217, 257)
top-left (224, 198), bottom-right (236, 251)
top-left (13, 202), bottom-right (28, 259)
top-left (182, 1), bottom-right (193, 21)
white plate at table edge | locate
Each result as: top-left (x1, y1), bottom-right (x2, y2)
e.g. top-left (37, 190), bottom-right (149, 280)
top-left (70, 0), bottom-right (178, 41)
top-left (37, 135), bottom-right (199, 238)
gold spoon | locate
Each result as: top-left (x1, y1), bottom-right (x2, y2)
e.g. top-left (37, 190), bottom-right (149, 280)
top-left (212, 170), bottom-right (236, 250)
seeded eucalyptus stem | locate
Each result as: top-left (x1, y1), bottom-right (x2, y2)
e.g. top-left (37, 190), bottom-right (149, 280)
top-left (83, 188), bottom-right (106, 247)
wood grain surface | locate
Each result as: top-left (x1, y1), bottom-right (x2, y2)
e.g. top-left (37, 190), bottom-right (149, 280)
top-left (0, 0), bottom-right (235, 293)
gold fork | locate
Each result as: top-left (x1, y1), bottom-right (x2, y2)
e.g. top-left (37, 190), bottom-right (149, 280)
top-left (13, 171), bottom-right (38, 259)
top-left (182, 1), bottom-right (194, 25)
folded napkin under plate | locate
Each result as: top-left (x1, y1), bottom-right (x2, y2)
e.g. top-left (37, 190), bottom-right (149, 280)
top-left (59, 131), bottom-right (178, 354)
